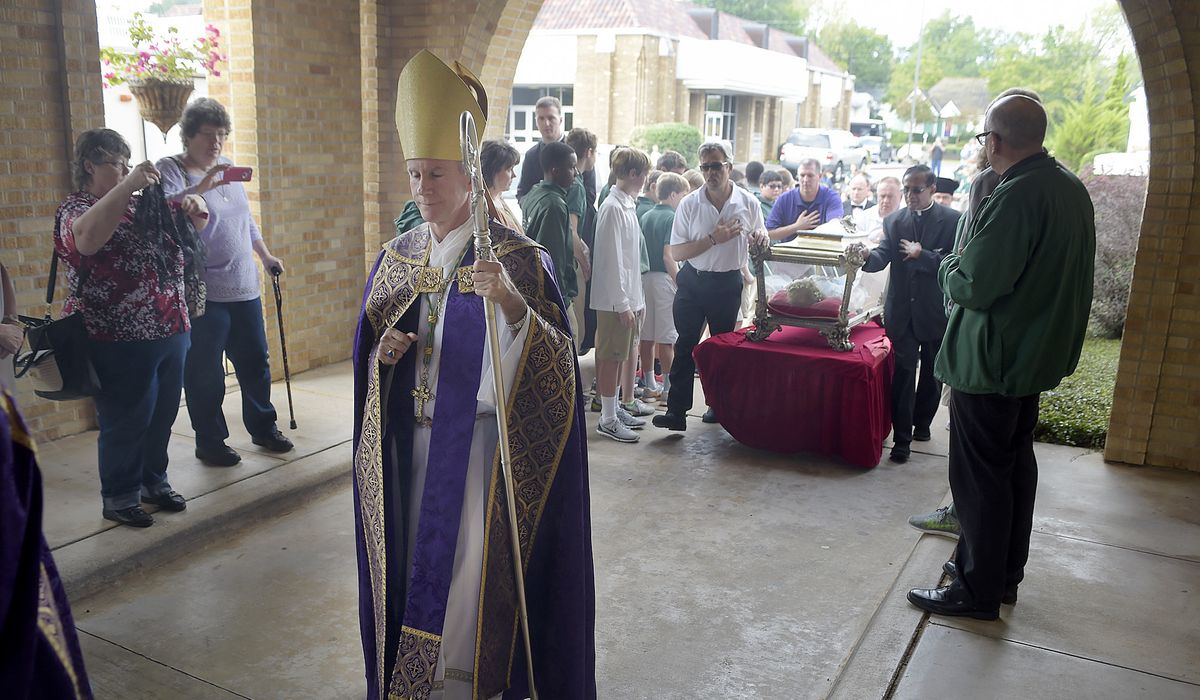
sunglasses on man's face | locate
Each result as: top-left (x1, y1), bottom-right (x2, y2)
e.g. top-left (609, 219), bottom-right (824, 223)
top-left (902, 186), bottom-right (929, 195)
top-left (698, 161), bottom-right (728, 172)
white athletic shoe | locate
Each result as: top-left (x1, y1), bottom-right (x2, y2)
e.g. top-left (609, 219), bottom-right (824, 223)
top-left (615, 405), bottom-right (646, 429)
top-left (597, 417), bottom-right (640, 442)
top-left (622, 399), bottom-right (656, 417)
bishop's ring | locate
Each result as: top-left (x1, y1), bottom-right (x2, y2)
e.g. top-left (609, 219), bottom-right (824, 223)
top-left (386, 349), bottom-right (396, 358)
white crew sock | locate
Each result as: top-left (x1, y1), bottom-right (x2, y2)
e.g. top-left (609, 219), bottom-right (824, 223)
top-left (600, 395), bottom-right (618, 423)
top-left (662, 375), bottom-right (671, 394)
top-left (644, 372), bottom-right (660, 392)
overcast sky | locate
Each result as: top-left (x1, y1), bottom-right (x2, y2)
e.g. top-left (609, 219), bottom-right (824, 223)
top-left (820, 0), bottom-right (1126, 48)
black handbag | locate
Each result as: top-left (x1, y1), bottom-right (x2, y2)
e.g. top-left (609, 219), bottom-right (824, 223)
top-left (14, 216), bottom-right (101, 401)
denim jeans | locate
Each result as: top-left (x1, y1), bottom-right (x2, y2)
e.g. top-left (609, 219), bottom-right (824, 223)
top-left (90, 332), bottom-right (190, 510)
top-left (183, 298), bottom-right (277, 447)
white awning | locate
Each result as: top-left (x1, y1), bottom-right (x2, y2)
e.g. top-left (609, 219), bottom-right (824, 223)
top-left (675, 38), bottom-right (809, 101)
top-left (513, 34), bottom-right (578, 85)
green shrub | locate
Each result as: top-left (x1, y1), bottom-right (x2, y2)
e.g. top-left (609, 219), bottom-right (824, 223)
top-left (1035, 338), bottom-right (1120, 449)
top-left (630, 123), bottom-right (704, 168)
top-left (1080, 173), bottom-right (1145, 338)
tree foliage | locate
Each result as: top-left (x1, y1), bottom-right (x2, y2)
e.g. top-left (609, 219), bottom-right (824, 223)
top-left (817, 21), bottom-right (893, 97)
top-left (692, 0), bottom-right (809, 35)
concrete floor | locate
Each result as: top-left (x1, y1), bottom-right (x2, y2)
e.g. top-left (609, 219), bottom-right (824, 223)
top-left (35, 360), bottom-right (1200, 698)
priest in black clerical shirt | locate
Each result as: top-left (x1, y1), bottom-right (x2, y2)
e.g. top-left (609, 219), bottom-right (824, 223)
top-left (858, 165), bottom-right (961, 464)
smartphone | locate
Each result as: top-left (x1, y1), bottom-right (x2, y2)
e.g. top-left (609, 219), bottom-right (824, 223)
top-left (223, 166), bottom-right (253, 182)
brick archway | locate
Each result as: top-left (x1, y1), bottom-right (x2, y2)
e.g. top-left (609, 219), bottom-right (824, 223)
top-left (2, 0), bottom-right (1199, 462)
top-left (1107, 0), bottom-right (1199, 469)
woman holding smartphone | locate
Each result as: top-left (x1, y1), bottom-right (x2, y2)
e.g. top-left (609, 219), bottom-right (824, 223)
top-left (158, 98), bottom-right (293, 468)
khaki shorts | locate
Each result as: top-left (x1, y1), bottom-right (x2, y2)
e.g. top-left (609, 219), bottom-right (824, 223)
top-left (641, 272), bottom-right (678, 344)
top-left (595, 309), bottom-right (641, 362)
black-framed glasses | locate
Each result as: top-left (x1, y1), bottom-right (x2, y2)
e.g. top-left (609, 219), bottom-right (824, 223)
top-left (902, 186), bottom-right (929, 195)
top-left (974, 131), bottom-right (993, 146)
top-left (698, 161), bottom-right (729, 172)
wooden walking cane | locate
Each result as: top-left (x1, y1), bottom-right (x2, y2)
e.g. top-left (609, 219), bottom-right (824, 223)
top-left (460, 111), bottom-right (539, 700)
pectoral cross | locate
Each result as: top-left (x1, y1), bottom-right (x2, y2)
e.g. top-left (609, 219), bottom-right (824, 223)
top-left (412, 383), bottom-right (434, 427)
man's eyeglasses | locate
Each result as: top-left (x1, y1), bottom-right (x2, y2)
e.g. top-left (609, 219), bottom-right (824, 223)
top-left (974, 131), bottom-right (993, 146)
top-left (698, 161), bottom-right (728, 172)
top-left (761, 182), bottom-right (783, 190)
top-left (901, 186), bottom-right (929, 195)
top-left (100, 160), bottom-right (130, 172)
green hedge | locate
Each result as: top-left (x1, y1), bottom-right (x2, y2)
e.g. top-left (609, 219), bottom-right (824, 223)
top-left (629, 122), bottom-right (703, 168)
top-left (1034, 338), bottom-right (1120, 449)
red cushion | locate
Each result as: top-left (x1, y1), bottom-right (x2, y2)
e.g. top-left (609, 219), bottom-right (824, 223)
top-left (767, 291), bottom-right (842, 319)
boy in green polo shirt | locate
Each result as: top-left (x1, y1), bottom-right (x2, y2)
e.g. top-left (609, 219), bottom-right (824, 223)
top-left (637, 172), bottom-right (689, 404)
top-left (522, 141), bottom-right (579, 307)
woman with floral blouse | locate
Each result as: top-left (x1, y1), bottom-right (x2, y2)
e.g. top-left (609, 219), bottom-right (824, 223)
top-left (55, 128), bottom-right (208, 527)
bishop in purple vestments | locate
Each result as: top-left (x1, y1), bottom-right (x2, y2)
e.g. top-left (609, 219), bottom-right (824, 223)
top-left (350, 50), bottom-right (595, 700)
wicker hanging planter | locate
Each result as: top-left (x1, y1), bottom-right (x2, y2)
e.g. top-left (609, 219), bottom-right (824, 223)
top-left (128, 78), bottom-right (195, 138)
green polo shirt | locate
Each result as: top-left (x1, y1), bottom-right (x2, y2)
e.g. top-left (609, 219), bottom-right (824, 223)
top-left (639, 203), bottom-right (675, 274)
top-left (522, 180), bottom-right (577, 301)
top-left (755, 192), bottom-right (775, 221)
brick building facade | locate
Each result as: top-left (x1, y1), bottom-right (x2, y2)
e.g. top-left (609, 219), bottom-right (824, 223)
top-left (1, 0), bottom-right (1199, 472)
top-left (511, 0), bottom-right (854, 163)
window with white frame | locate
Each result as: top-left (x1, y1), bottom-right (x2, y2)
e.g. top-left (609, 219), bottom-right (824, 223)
top-left (507, 86), bottom-right (575, 144)
top-left (704, 93), bottom-right (737, 146)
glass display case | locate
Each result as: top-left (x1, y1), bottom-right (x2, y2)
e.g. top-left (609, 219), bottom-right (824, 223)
top-left (747, 217), bottom-right (885, 351)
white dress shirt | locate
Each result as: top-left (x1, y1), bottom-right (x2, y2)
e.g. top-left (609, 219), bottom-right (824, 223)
top-left (671, 184), bottom-right (765, 272)
top-left (590, 186), bottom-right (645, 313)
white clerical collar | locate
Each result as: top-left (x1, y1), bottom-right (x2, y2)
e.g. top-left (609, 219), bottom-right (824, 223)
top-left (428, 218), bottom-right (474, 269)
top-left (913, 202), bottom-right (935, 217)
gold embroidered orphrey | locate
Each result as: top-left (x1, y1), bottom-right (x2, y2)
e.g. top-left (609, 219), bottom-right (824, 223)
top-left (354, 225), bottom-right (576, 698)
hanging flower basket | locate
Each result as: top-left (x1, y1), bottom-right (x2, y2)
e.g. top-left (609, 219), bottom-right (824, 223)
top-left (128, 78), bottom-right (195, 137)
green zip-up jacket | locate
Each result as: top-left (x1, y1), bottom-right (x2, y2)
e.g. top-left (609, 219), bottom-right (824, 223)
top-left (522, 180), bottom-right (577, 301)
top-left (935, 153), bottom-right (1095, 396)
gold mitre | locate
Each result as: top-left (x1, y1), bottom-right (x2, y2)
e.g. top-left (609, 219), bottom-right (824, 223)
top-left (395, 50), bottom-right (488, 162)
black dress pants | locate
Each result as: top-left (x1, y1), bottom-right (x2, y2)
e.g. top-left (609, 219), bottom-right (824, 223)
top-left (948, 389), bottom-right (1040, 607)
top-left (889, 329), bottom-right (942, 447)
top-left (666, 264), bottom-right (742, 415)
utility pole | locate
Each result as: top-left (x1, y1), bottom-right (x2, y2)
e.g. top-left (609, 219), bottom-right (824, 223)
top-left (907, 0), bottom-right (927, 159)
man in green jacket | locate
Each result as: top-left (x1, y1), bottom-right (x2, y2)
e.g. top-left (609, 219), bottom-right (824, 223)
top-left (907, 94), bottom-right (1095, 621)
top-left (522, 141), bottom-right (579, 307)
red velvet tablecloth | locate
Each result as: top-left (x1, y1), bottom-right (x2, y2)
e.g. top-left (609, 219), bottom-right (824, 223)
top-left (693, 323), bottom-right (894, 468)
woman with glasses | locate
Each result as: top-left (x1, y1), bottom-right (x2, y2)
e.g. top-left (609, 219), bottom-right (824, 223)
top-left (55, 128), bottom-right (208, 527)
top-left (158, 98), bottom-right (293, 469)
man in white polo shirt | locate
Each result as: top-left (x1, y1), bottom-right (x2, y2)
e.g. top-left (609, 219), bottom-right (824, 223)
top-left (653, 140), bottom-right (769, 431)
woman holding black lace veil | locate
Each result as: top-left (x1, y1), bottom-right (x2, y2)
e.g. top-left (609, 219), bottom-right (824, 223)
top-left (54, 128), bottom-right (208, 527)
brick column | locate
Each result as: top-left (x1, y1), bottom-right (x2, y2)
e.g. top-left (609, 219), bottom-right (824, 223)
top-left (1107, 0), bottom-right (1200, 470)
top-left (2, 0), bottom-right (105, 439)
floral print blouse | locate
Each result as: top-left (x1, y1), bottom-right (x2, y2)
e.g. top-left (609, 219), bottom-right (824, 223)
top-left (54, 191), bottom-right (189, 342)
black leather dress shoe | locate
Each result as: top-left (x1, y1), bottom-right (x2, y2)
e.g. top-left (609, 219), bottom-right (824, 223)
top-left (913, 427), bottom-right (932, 441)
top-left (889, 444), bottom-right (910, 463)
top-left (652, 412), bottom-right (687, 431)
top-left (701, 408), bottom-right (719, 424)
top-left (907, 585), bottom-right (999, 620)
top-left (941, 561), bottom-right (1018, 605)
top-left (102, 505), bottom-right (154, 528)
top-left (196, 442), bottom-right (241, 467)
top-left (252, 427), bottom-right (294, 453)
top-left (141, 490), bottom-right (187, 512)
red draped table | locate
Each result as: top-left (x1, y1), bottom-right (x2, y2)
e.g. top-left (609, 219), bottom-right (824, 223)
top-left (693, 322), bottom-right (894, 468)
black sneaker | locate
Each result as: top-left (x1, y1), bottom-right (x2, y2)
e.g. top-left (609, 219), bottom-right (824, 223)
top-left (102, 505), bottom-right (154, 528)
top-left (196, 442), bottom-right (242, 467)
top-left (252, 427), bottom-right (294, 453)
top-left (141, 490), bottom-right (187, 512)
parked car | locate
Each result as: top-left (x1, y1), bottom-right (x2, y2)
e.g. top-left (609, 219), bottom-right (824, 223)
top-left (778, 128), bottom-right (870, 182)
top-left (858, 135), bottom-right (892, 163)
